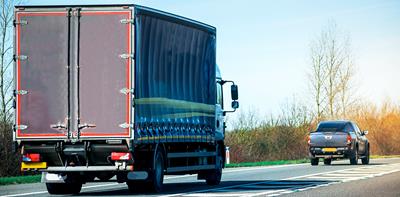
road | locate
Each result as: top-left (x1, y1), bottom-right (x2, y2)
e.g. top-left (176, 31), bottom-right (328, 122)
top-left (1, 158), bottom-right (399, 197)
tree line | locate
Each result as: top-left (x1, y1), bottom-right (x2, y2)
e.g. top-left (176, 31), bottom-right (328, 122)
top-left (225, 22), bottom-right (400, 163)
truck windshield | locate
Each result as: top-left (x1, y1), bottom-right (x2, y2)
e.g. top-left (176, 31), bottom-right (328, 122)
top-left (316, 122), bottom-right (348, 132)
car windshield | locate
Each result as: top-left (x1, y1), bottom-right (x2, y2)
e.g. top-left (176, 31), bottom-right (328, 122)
top-left (316, 122), bottom-right (347, 132)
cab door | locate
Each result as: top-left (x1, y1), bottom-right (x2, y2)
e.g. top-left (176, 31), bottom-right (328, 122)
top-left (215, 81), bottom-right (224, 140)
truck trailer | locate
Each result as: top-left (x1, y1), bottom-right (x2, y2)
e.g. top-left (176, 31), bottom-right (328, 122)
top-left (13, 4), bottom-right (239, 194)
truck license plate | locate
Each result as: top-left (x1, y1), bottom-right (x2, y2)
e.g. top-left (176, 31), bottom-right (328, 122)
top-left (21, 162), bottom-right (47, 170)
top-left (322, 148), bottom-right (337, 152)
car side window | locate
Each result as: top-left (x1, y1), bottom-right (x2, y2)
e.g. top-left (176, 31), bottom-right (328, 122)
top-left (353, 123), bottom-right (361, 136)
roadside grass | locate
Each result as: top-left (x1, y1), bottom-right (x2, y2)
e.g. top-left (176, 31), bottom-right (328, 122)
top-left (1, 155), bottom-right (399, 186)
top-left (370, 155), bottom-right (400, 159)
top-left (0, 175), bottom-right (41, 186)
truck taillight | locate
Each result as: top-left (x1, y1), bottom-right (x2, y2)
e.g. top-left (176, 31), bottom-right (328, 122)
top-left (22, 153), bottom-right (40, 162)
top-left (347, 134), bottom-right (352, 145)
top-left (307, 135), bottom-right (311, 145)
top-left (111, 152), bottom-right (132, 161)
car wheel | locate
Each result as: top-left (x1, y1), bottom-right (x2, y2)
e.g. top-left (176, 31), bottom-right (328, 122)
top-left (350, 147), bottom-right (358, 165)
top-left (324, 158), bottom-right (332, 165)
top-left (310, 158), bottom-right (319, 166)
top-left (361, 145), bottom-right (370, 165)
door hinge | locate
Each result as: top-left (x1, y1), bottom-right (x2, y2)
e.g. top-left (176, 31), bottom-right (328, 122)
top-left (14, 55), bottom-right (28, 61)
top-left (120, 18), bottom-right (134, 24)
top-left (120, 88), bottom-right (134, 95)
top-left (119, 53), bottom-right (134, 59)
top-left (15, 90), bottom-right (28, 95)
top-left (14, 19), bottom-right (28, 26)
top-left (119, 122), bottom-right (133, 129)
top-left (15, 125), bottom-right (28, 130)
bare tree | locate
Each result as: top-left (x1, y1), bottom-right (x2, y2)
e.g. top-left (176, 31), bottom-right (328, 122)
top-left (0, 0), bottom-right (14, 124)
top-left (337, 56), bottom-right (354, 118)
top-left (0, 0), bottom-right (20, 177)
top-left (308, 21), bottom-right (355, 120)
top-left (308, 32), bottom-right (327, 121)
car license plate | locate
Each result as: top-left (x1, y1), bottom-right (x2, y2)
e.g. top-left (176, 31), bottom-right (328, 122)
top-left (322, 148), bottom-right (337, 152)
top-left (21, 162), bottom-right (47, 170)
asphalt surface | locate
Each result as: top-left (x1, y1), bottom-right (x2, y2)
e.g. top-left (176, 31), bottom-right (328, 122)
top-left (0, 158), bottom-right (399, 197)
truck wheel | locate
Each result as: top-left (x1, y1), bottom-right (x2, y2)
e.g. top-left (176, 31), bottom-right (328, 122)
top-left (126, 181), bottom-right (147, 193)
top-left (205, 155), bottom-right (223, 185)
top-left (148, 150), bottom-right (165, 192)
top-left (310, 158), bottom-right (319, 166)
top-left (46, 182), bottom-right (82, 194)
top-left (361, 145), bottom-right (370, 165)
top-left (323, 158), bottom-right (332, 165)
top-left (350, 148), bottom-right (358, 165)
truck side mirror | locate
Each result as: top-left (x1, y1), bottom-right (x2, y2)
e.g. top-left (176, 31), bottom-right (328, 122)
top-left (362, 130), bottom-right (368, 135)
top-left (231, 85), bottom-right (238, 100)
top-left (231, 101), bottom-right (239, 109)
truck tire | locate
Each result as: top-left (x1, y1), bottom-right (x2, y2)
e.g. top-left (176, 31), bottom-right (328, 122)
top-left (46, 182), bottom-right (82, 194)
top-left (127, 181), bottom-right (147, 193)
top-left (361, 144), bottom-right (370, 165)
top-left (205, 154), bottom-right (223, 185)
top-left (350, 147), bottom-right (358, 165)
top-left (148, 149), bottom-right (165, 192)
top-left (310, 158), bottom-right (319, 166)
top-left (323, 158), bottom-right (332, 165)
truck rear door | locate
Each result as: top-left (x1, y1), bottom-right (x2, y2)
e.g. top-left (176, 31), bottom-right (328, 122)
top-left (15, 10), bottom-right (69, 139)
top-left (15, 7), bottom-right (133, 140)
top-left (77, 8), bottom-right (132, 138)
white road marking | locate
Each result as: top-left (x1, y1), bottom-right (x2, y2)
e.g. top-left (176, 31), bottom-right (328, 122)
top-left (169, 162), bottom-right (400, 197)
top-left (185, 193), bottom-right (246, 197)
top-left (0, 163), bottom-right (308, 197)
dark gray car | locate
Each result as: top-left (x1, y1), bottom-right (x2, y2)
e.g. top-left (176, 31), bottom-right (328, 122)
top-left (308, 120), bottom-right (370, 165)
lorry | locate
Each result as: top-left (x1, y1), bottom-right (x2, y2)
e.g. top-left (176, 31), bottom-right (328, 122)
top-left (13, 4), bottom-right (239, 194)
top-left (308, 120), bottom-right (370, 166)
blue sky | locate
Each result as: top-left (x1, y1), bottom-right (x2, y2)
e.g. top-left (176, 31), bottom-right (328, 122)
top-left (25, 0), bottom-right (400, 122)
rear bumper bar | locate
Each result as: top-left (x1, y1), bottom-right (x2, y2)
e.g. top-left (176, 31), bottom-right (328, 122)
top-left (44, 165), bottom-right (133, 172)
top-left (42, 170), bottom-right (148, 183)
top-left (309, 147), bottom-right (351, 158)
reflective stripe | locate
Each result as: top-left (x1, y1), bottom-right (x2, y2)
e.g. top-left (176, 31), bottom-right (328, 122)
top-left (161, 112), bottom-right (215, 119)
top-left (135, 97), bottom-right (215, 113)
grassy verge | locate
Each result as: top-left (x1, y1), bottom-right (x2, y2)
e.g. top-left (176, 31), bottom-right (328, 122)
top-left (370, 155), bottom-right (400, 159)
top-left (0, 175), bottom-right (41, 186)
top-left (225, 158), bottom-right (309, 168)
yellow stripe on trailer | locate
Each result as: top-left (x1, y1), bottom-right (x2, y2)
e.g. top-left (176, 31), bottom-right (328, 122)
top-left (21, 162), bottom-right (47, 170)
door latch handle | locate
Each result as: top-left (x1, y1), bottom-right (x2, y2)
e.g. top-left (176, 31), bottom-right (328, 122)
top-left (79, 123), bottom-right (96, 130)
top-left (50, 123), bottom-right (67, 130)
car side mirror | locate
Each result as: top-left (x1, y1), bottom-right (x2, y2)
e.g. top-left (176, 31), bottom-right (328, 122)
top-left (362, 130), bottom-right (368, 135)
top-left (231, 85), bottom-right (238, 100)
top-left (231, 101), bottom-right (239, 109)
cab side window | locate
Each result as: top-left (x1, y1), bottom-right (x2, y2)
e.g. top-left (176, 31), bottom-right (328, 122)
top-left (216, 82), bottom-right (223, 108)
